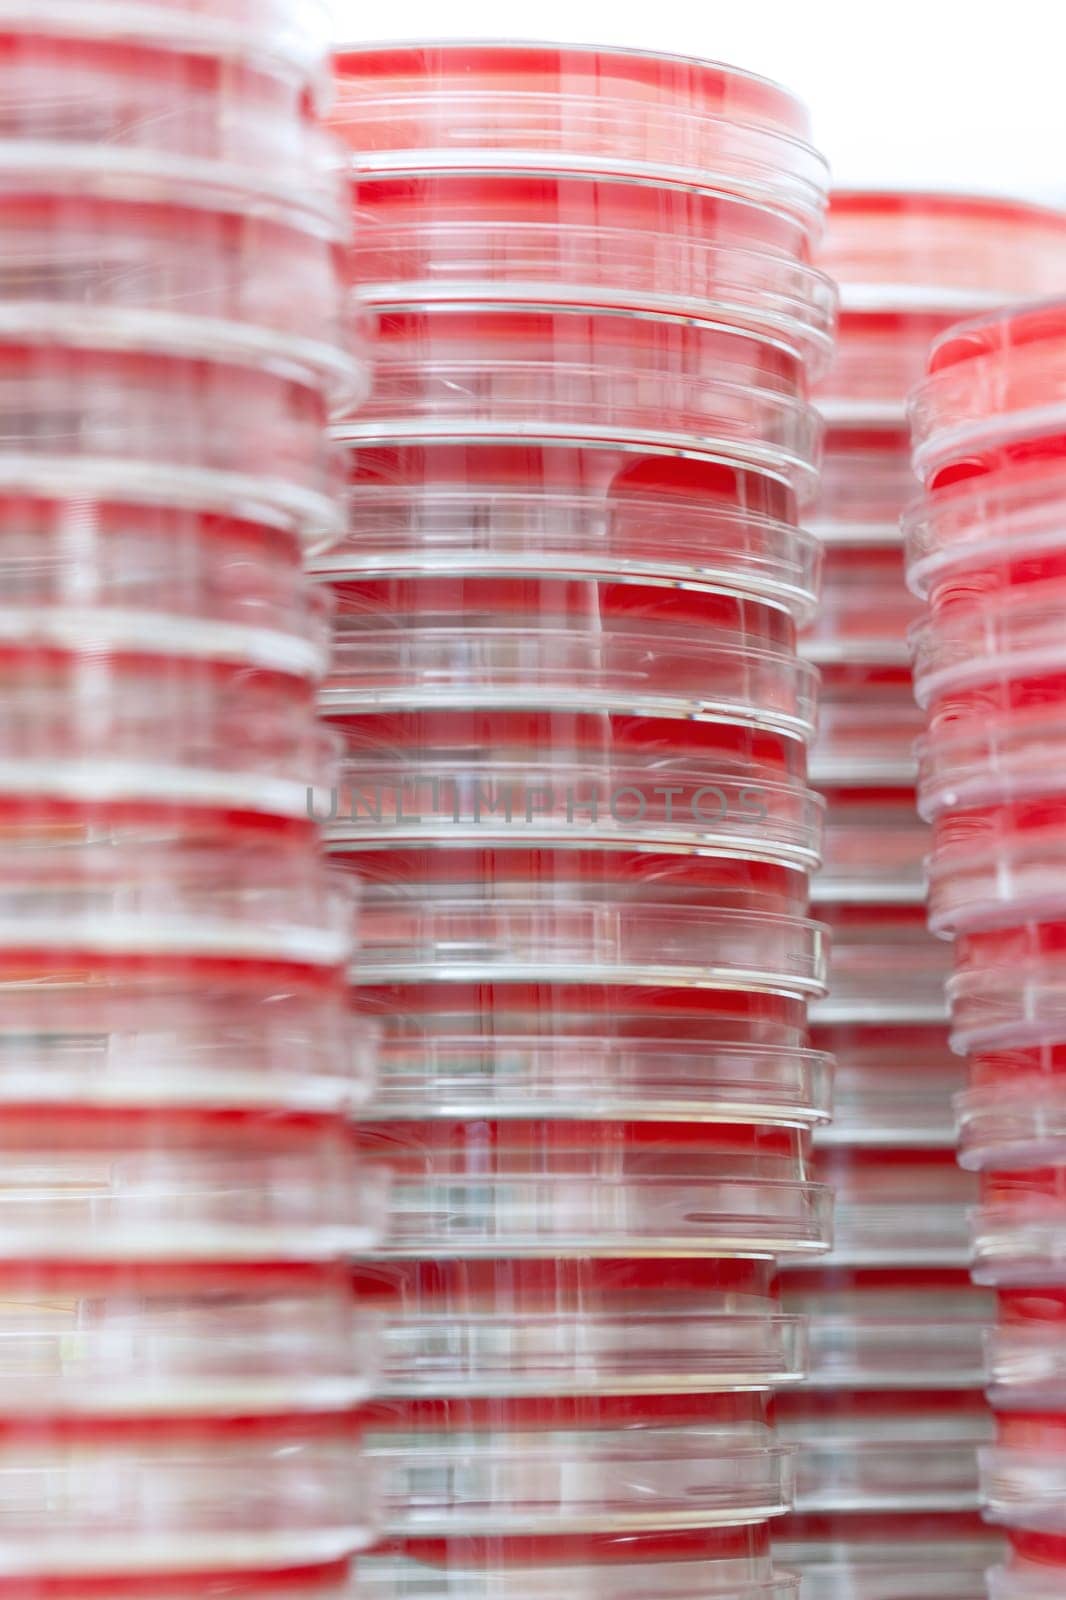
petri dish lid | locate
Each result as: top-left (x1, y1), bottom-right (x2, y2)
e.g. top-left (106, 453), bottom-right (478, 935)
top-left (960, 1078), bottom-right (1066, 1172)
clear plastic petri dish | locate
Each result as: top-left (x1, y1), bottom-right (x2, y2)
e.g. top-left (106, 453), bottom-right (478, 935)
top-left (322, 624), bottom-right (817, 734)
top-left (333, 304), bottom-right (822, 503)
top-left (321, 577), bottom-right (818, 739)
top-left (810, 425), bottom-right (914, 544)
top-left (0, 172), bottom-right (360, 401)
top-left (973, 1165), bottom-right (1066, 1285)
top-left (361, 1526), bottom-right (796, 1599)
top-left (809, 1022), bottom-right (961, 1148)
top-left (817, 310), bottom-right (961, 423)
top-left (982, 1409), bottom-right (1066, 1531)
top-left (928, 800), bottom-right (1066, 936)
top-left (809, 1146), bottom-right (975, 1269)
top-left (330, 42), bottom-right (828, 233)
top-left (800, 545), bottom-right (918, 668)
top-left (0, 1567), bottom-right (361, 1599)
top-left (948, 919), bottom-right (1066, 1052)
top-left (325, 703), bottom-right (810, 785)
top-left (0, 335), bottom-right (343, 545)
top-left (353, 1256), bottom-right (805, 1398)
top-left (905, 463), bottom-right (1066, 603)
top-left (0, 502), bottom-right (330, 678)
top-left (355, 970), bottom-right (821, 1122)
top-left (0, 651), bottom-right (332, 819)
top-left (353, 978), bottom-right (815, 1060)
top-left (0, 963), bottom-right (374, 1112)
top-left (814, 788), bottom-right (928, 906)
top-left (990, 1527), bottom-right (1066, 1599)
top-left (782, 1265), bottom-right (991, 1390)
top-left (777, 1509), bottom-right (1002, 1600)
top-left (345, 839), bottom-right (810, 911)
top-left (0, 0), bottom-right (334, 84)
top-left (919, 708), bottom-right (1066, 822)
top-left (910, 301), bottom-right (1066, 486)
top-left (0, 26), bottom-right (341, 214)
top-left (989, 1288), bottom-right (1066, 1407)
top-left (777, 1388), bottom-right (990, 1512)
top-left (0, 1259), bottom-right (377, 1415)
top-left (326, 749), bottom-right (823, 869)
top-left (369, 1030), bottom-right (830, 1126)
top-left (821, 190), bottom-right (1066, 311)
top-left (351, 891), bottom-right (827, 997)
top-left (349, 169), bottom-right (835, 375)
top-left (959, 1066), bottom-right (1066, 1172)
top-left (921, 434), bottom-right (1066, 504)
top-left (809, 665), bottom-right (922, 788)
top-left (809, 904), bottom-right (950, 1026)
top-left (327, 570), bottom-right (802, 639)
top-left (364, 1390), bottom-right (792, 1536)
top-left (0, 1105), bottom-right (384, 1262)
top-left (344, 849), bottom-right (819, 1009)
top-left (358, 1117), bottom-right (830, 1260)
top-left (320, 439), bottom-right (820, 621)
top-left (0, 816), bottom-right (355, 966)
top-left (0, 1410), bottom-right (375, 1573)
top-left (912, 585), bottom-right (1066, 714)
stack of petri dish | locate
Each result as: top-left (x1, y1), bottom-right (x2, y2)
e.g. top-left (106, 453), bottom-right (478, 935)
top-left (322, 40), bottom-right (835, 1599)
top-left (779, 192), bottom-right (1066, 1600)
top-left (0, 0), bottom-right (383, 1588)
top-left (907, 298), bottom-right (1066, 1600)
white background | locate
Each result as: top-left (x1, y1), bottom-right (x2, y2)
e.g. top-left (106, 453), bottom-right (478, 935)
top-left (331, 0), bottom-right (1066, 203)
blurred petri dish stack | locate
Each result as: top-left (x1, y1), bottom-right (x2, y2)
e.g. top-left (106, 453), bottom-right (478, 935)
top-left (907, 298), bottom-right (1066, 1600)
top-left (322, 40), bottom-right (835, 1598)
top-left (778, 192), bottom-right (1066, 1599)
top-left (0, 0), bottom-right (383, 1588)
